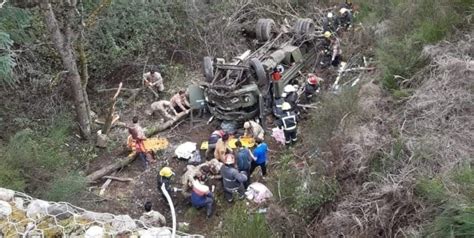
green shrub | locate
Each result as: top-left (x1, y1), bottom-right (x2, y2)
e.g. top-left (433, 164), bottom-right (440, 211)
top-left (0, 116), bottom-right (73, 192)
top-left (307, 89), bottom-right (359, 148)
top-left (46, 173), bottom-right (88, 203)
top-left (426, 204), bottom-right (474, 238)
top-left (452, 166), bottom-right (474, 202)
top-left (415, 178), bottom-right (447, 204)
top-left (220, 202), bottom-right (272, 238)
top-left (358, 0), bottom-right (469, 91)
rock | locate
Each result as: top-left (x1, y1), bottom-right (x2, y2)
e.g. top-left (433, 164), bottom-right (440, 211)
top-left (14, 197), bottom-right (24, 210)
top-left (80, 211), bottom-right (114, 223)
top-left (84, 226), bottom-right (104, 238)
top-left (96, 132), bottom-right (109, 148)
top-left (111, 215), bottom-right (137, 233)
top-left (138, 227), bottom-right (172, 238)
top-left (0, 200), bottom-right (12, 218)
top-left (139, 210), bottom-right (166, 227)
top-left (47, 203), bottom-right (75, 219)
top-left (0, 188), bottom-right (14, 201)
top-left (178, 221), bottom-right (189, 230)
top-left (26, 199), bottom-right (50, 218)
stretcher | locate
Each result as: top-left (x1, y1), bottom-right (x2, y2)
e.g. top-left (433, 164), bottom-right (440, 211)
top-left (200, 136), bottom-right (255, 150)
top-left (127, 136), bottom-right (169, 152)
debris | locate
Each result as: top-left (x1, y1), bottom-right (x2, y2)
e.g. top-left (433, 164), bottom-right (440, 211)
top-left (174, 142), bottom-right (197, 160)
top-left (102, 176), bottom-right (133, 182)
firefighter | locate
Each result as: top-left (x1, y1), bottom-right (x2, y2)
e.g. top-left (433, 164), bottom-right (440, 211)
top-left (322, 12), bottom-right (340, 33)
top-left (304, 74), bottom-right (323, 103)
top-left (277, 102), bottom-right (298, 145)
top-left (220, 154), bottom-right (248, 203)
top-left (273, 96), bottom-right (285, 118)
top-left (282, 85), bottom-right (298, 114)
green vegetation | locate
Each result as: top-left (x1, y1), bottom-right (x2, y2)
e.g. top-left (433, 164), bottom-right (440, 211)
top-left (220, 202), bottom-right (272, 238)
top-left (0, 115), bottom-right (89, 202)
top-left (358, 0), bottom-right (471, 91)
top-left (308, 88), bottom-right (359, 148)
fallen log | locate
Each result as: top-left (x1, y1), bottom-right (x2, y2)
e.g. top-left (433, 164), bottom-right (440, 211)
top-left (86, 152), bottom-right (136, 183)
top-left (103, 176), bottom-right (133, 182)
top-left (145, 111), bottom-right (189, 137)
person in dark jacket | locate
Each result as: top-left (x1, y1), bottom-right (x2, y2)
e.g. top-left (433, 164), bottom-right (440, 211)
top-left (282, 85), bottom-right (298, 113)
top-left (322, 12), bottom-right (340, 32)
top-left (277, 102), bottom-right (298, 145)
top-left (273, 96), bottom-right (285, 118)
top-left (191, 179), bottom-right (214, 218)
top-left (235, 140), bottom-right (254, 188)
top-left (303, 74), bottom-right (323, 103)
top-left (220, 154), bottom-right (248, 203)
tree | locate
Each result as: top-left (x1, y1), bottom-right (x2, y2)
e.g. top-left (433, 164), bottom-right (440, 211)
top-left (39, 1), bottom-right (92, 139)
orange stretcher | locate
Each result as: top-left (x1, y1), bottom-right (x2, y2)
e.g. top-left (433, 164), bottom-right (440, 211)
top-left (200, 136), bottom-right (255, 150)
top-left (127, 136), bottom-right (169, 153)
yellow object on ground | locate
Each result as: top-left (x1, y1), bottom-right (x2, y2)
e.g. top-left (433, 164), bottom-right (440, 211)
top-left (127, 136), bottom-right (169, 152)
top-left (200, 136), bottom-right (255, 150)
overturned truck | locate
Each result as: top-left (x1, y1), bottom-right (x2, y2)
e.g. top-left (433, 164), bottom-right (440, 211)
top-left (200, 18), bottom-right (324, 122)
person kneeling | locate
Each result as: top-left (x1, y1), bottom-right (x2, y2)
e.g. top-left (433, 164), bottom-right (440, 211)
top-left (191, 179), bottom-right (214, 218)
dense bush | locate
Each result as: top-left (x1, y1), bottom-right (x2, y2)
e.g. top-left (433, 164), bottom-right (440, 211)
top-left (220, 202), bottom-right (272, 238)
top-left (358, 0), bottom-right (471, 90)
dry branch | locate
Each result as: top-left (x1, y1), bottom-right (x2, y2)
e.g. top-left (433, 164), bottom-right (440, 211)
top-left (103, 176), bottom-right (133, 182)
top-left (102, 82), bottom-right (123, 135)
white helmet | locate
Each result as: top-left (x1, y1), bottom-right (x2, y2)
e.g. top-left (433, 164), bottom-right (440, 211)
top-left (340, 8), bottom-right (349, 15)
top-left (327, 12), bottom-right (334, 18)
top-left (281, 102), bottom-right (292, 111)
top-left (283, 85), bottom-right (296, 93)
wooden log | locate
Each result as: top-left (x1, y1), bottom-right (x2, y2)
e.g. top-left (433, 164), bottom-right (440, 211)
top-left (99, 178), bottom-right (113, 196)
top-left (145, 111), bottom-right (189, 137)
top-left (86, 152), bottom-right (136, 182)
top-left (96, 87), bottom-right (139, 93)
top-left (103, 176), bottom-right (133, 182)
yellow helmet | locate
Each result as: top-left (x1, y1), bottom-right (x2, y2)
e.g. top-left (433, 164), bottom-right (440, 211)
top-left (324, 31), bottom-right (332, 39)
top-left (159, 167), bottom-right (174, 177)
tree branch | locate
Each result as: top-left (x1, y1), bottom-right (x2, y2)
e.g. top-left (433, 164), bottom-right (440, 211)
top-left (0, 0), bottom-right (7, 9)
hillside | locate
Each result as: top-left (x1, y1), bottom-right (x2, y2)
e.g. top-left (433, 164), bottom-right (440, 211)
top-left (1, 0), bottom-right (472, 237)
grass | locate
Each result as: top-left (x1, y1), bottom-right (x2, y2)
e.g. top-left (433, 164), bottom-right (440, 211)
top-left (358, 0), bottom-right (470, 91)
top-left (220, 202), bottom-right (272, 238)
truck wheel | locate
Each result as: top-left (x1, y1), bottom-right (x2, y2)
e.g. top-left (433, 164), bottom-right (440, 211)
top-left (293, 18), bottom-right (314, 36)
top-left (249, 58), bottom-right (267, 87)
top-left (256, 19), bottom-right (275, 42)
top-left (203, 56), bottom-right (214, 82)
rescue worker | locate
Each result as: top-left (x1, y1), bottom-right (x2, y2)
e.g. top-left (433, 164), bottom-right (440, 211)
top-left (191, 179), bottom-right (214, 218)
top-left (273, 96), bottom-right (285, 118)
top-left (322, 12), bottom-right (340, 33)
top-left (249, 138), bottom-right (268, 178)
top-left (303, 74), bottom-right (323, 103)
top-left (282, 85), bottom-right (298, 113)
top-left (329, 34), bottom-right (342, 67)
top-left (243, 120), bottom-right (265, 141)
top-left (170, 90), bottom-right (191, 113)
top-left (158, 167), bottom-right (175, 196)
top-left (235, 140), bottom-right (254, 188)
top-left (338, 7), bottom-right (353, 29)
top-left (277, 102), bottom-right (298, 145)
top-left (139, 201), bottom-right (166, 227)
top-left (206, 129), bottom-right (225, 160)
top-left (150, 100), bottom-right (178, 122)
top-left (214, 133), bottom-right (231, 162)
top-left (220, 154), bottom-right (248, 203)
top-left (270, 67), bottom-right (282, 81)
top-left (143, 69), bottom-right (165, 92)
top-left (128, 116), bottom-right (148, 170)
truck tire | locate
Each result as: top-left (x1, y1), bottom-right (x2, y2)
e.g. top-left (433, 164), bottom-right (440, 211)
top-left (256, 19), bottom-right (275, 42)
top-left (249, 58), bottom-right (267, 87)
top-left (293, 18), bottom-right (314, 36)
top-left (203, 56), bottom-right (214, 82)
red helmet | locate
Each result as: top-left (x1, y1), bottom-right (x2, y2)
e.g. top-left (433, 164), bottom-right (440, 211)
top-left (307, 75), bottom-right (318, 85)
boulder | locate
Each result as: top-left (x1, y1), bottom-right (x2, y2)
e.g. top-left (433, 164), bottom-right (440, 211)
top-left (80, 211), bottom-right (114, 223)
top-left (138, 227), bottom-right (172, 238)
top-left (0, 200), bottom-right (12, 218)
top-left (84, 226), bottom-right (104, 238)
top-left (111, 215), bottom-right (137, 233)
top-left (0, 188), bottom-right (14, 201)
top-left (26, 199), bottom-right (50, 218)
top-left (47, 203), bottom-right (75, 219)
top-left (14, 197), bottom-right (24, 210)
